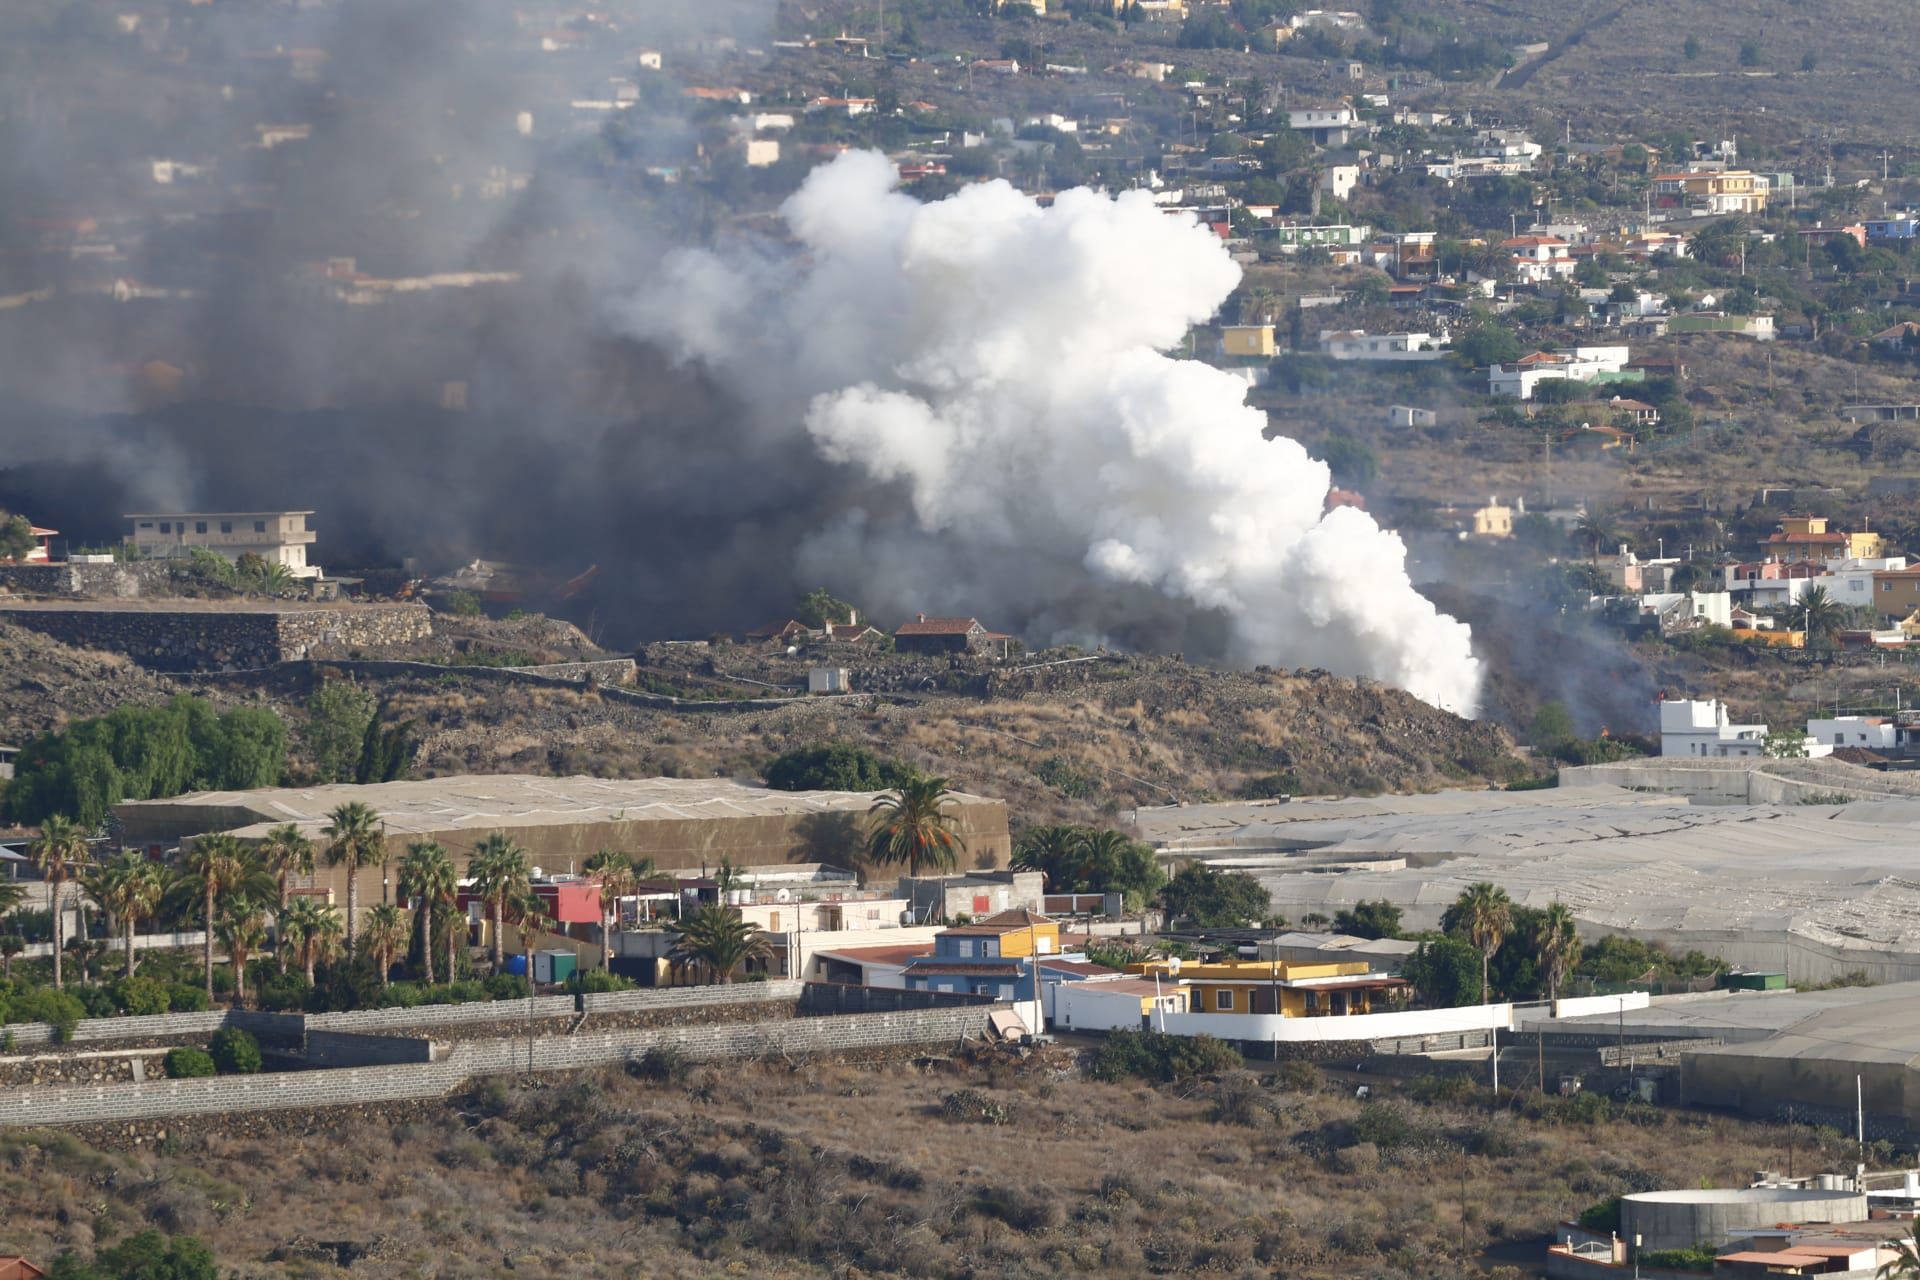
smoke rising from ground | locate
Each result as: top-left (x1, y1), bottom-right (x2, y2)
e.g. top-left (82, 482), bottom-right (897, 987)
top-left (623, 152), bottom-right (1482, 713)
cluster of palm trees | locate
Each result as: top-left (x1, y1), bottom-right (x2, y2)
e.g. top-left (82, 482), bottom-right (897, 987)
top-left (1454, 882), bottom-right (1582, 1003)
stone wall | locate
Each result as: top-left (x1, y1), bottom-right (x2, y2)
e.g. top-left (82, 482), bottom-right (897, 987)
top-left (307, 1030), bottom-right (436, 1068)
top-left (0, 603), bottom-right (431, 671)
top-left (0, 1002), bottom-right (1001, 1128)
top-left (0, 562), bottom-right (176, 599)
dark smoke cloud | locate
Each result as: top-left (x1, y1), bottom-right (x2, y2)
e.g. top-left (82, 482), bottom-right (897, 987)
top-left (0, 0), bottom-right (872, 638)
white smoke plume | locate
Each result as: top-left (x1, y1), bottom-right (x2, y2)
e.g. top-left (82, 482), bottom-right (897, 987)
top-left (619, 151), bottom-right (1482, 715)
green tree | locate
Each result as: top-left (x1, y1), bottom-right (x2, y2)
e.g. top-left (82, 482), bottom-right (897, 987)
top-left (1454, 324), bottom-right (1524, 367)
top-left (864, 774), bottom-right (967, 879)
top-left (0, 511), bottom-right (36, 562)
top-left (398, 838), bottom-right (457, 985)
top-left (85, 851), bottom-right (166, 979)
top-left (1529, 701), bottom-right (1576, 749)
top-left (1309, 433), bottom-right (1378, 488)
top-left (1533, 901), bottom-right (1581, 1004)
top-left (584, 847), bottom-right (649, 968)
top-left (470, 832), bottom-right (534, 970)
top-left (304, 681), bottom-right (376, 783)
top-left (1331, 899), bottom-right (1403, 940)
top-left (764, 743), bottom-right (907, 791)
top-left (353, 705), bottom-right (416, 784)
top-left (509, 889), bottom-right (555, 981)
top-left (1575, 509), bottom-right (1624, 563)
top-left (323, 801), bottom-right (384, 958)
top-left (175, 834), bottom-right (270, 1001)
top-left (1403, 936), bottom-right (1484, 1006)
top-left (361, 902), bottom-right (407, 988)
top-left (1011, 825), bottom-right (1163, 907)
top-left (1455, 881), bottom-right (1513, 1002)
top-left (1799, 583), bottom-right (1843, 647)
top-left (277, 897), bottom-right (341, 985)
top-left (50, 1229), bottom-right (218, 1280)
top-left (794, 588), bottom-right (857, 628)
top-left (214, 902), bottom-right (269, 1006)
top-left (29, 814), bottom-right (90, 989)
top-left (670, 904), bottom-right (772, 983)
top-left (1764, 729), bottom-right (1811, 759)
top-left (258, 823), bottom-right (315, 973)
top-left (1157, 863), bottom-right (1273, 928)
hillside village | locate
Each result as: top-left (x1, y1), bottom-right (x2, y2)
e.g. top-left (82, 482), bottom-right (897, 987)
top-left (17, 2), bottom-right (1920, 1278)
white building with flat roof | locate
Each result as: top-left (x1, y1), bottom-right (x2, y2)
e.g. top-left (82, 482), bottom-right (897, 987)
top-left (1659, 698), bottom-right (1768, 758)
top-left (125, 511), bottom-right (320, 578)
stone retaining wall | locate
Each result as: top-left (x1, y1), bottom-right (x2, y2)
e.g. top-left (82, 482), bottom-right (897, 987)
top-left (0, 562), bottom-right (176, 599)
top-left (0, 604), bottom-right (431, 671)
top-left (0, 1003), bottom-right (1001, 1128)
top-left (307, 1030), bottom-right (436, 1068)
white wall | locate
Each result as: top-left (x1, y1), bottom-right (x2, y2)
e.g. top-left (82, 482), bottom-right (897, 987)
top-left (1160, 1001), bottom-right (1513, 1043)
top-left (1551, 991), bottom-right (1651, 1019)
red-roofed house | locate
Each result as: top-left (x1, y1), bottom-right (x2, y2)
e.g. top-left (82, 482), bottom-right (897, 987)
top-left (0, 1257), bottom-right (49, 1280)
top-left (5, 522), bottom-right (57, 564)
top-left (893, 613), bottom-right (1014, 658)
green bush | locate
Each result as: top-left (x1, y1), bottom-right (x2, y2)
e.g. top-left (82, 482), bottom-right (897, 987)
top-left (166, 984), bottom-right (211, 1013)
top-left (75, 985), bottom-right (119, 1018)
top-left (763, 743), bottom-right (908, 792)
top-left (1564, 1091), bottom-right (1614, 1125)
top-left (380, 981), bottom-right (426, 1008)
top-left (567, 968), bottom-right (632, 995)
top-left (254, 971), bottom-right (312, 1012)
top-left (110, 975), bottom-right (172, 1016)
top-left (419, 979), bottom-right (489, 1005)
top-left (5, 987), bottom-right (86, 1040)
top-left (1086, 1029), bottom-right (1241, 1083)
top-left (164, 1047), bottom-right (216, 1079)
top-left (484, 973), bottom-right (531, 1000)
top-left (208, 1027), bottom-right (261, 1074)
top-left (53, 1229), bottom-right (219, 1280)
top-left (1638, 1245), bottom-right (1715, 1272)
top-left (1578, 1196), bottom-right (1622, 1233)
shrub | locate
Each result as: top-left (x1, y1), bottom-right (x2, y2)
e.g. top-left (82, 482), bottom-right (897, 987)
top-left (484, 973), bottom-right (531, 1000)
top-left (567, 968), bottom-right (631, 994)
top-left (1564, 1091), bottom-right (1614, 1125)
top-left (763, 743), bottom-right (907, 792)
top-left (208, 1027), bottom-right (261, 1074)
top-left (381, 981), bottom-right (426, 1008)
top-left (164, 1047), bottom-right (217, 1079)
top-left (1350, 1100), bottom-right (1428, 1150)
top-left (940, 1088), bottom-right (1012, 1125)
top-left (629, 1046), bottom-right (691, 1085)
top-left (1578, 1196), bottom-right (1622, 1233)
top-left (75, 985), bottom-right (119, 1019)
top-left (254, 971), bottom-right (312, 1012)
top-left (6, 987), bottom-right (86, 1041)
top-left (110, 975), bottom-right (172, 1016)
top-left (1086, 1029), bottom-right (1241, 1083)
top-left (166, 984), bottom-right (212, 1013)
top-left (1271, 1059), bottom-right (1319, 1092)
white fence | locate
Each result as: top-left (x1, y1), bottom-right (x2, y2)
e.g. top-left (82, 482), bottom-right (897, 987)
top-left (1161, 1002), bottom-right (1516, 1044)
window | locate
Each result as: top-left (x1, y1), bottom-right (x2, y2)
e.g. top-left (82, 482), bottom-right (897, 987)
top-left (139, 522), bottom-right (153, 529)
top-left (158, 522), bottom-right (171, 533)
top-left (219, 521), bottom-right (232, 533)
top-left (254, 521), bottom-right (267, 532)
top-left (194, 522), bottom-right (207, 534)
top-left (955, 939), bottom-right (973, 958)
top-left (1216, 989), bottom-right (1235, 1011)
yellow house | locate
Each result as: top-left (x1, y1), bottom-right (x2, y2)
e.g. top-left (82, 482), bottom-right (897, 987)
top-left (1765, 515), bottom-right (1884, 561)
top-left (1221, 324), bottom-right (1278, 358)
top-left (938, 908), bottom-right (1058, 959)
top-left (1132, 958), bottom-right (1406, 1017)
top-left (1731, 626), bottom-right (1805, 649)
top-left (1875, 570), bottom-right (1920, 622)
top-left (1471, 498), bottom-right (1515, 538)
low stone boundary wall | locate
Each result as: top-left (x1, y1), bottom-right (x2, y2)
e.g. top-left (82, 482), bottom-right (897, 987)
top-left (3, 1009), bottom-right (304, 1050)
top-left (307, 1030), bottom-right (436, 1069)
top-left (0, 604), bottom-right (431, 672)
top-left (0, 1003), bottom-right (1002, 1128)
top-left (304, 995), bottom-right (577, 1034)
top-left (580, 981), bottom-right (803, 1015)
top-left (798, 984), bottom-right (995, 1015)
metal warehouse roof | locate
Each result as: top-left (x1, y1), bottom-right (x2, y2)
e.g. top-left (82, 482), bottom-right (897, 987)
top-left (116, 773), bottom-right (1002, 839)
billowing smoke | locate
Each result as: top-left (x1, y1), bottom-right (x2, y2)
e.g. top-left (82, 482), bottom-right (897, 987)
top-left (622, 152), bottom-right (1482, 714)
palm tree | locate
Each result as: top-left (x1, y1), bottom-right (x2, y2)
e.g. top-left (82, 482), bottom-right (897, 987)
top-left (278, 898), bottom-right (344, 985)
top-left (1533, 901), bottom-right (1582, 1004)
top-left (1011, 824), bottom-right (1087, 883)
top-left (176, 835), bottom-right (271, 1001)
top-left (1880, 1217), bottom-right (1920, 1278)
top-left (584, 848), bottom-right (641, 967)
top-left (259, 823), bottom-right (316, 973)
top-left (470, 833), bottom-right (534, 970)
top-left (398, 839), bottom-right (457, 985)
top-left (362, 903), bottom-right (408, 988)
top-left (509, 889), bottom-right (555, 983)
top-left (1458, 881), bottom-right (1513, 1004)
top-left (864, 774), bottom-right (967, 880)
top-left (86, 852), bottom-right (166, 979)
top-left (1799, 584), bottom-right (1844, 648)
top-left (323, 801), bottom-right (384, 958)
top-left (1574, 510), bottom-right (1623, 564)
top-left (215, 902), bottom-right (269, 1006)
top-left (0, 880), bottom-right (25, 918)
top-left (670, 904), bottom-right (771, 984)
top-left (29, 815), bottom-right (91, 990)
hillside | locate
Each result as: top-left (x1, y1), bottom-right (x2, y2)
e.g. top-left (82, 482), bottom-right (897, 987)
top-left (0, 619), bottom-right (1528, 824)
top-left (0, 1052), bottom-right (1838, 1279)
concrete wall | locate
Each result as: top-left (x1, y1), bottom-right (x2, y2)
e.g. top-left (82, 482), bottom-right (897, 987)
top-left (1, 1008), bottom-right (304, 1050)
top-left (1161, 1002), bottom-right (1515, 1044)
top-left (0, 1002), bottom-right (1001, 1128)
top-left (1553, 993), bottom-right (1651, 1019)
top-left (1621, 1189), bottom-right (1867, 1252)
top-left (0, 603), bottom-right (430, 671)
top-left (306, 1029), bottom-right (435, 1068)
top-left (0, 562), bottom-right (176, 599)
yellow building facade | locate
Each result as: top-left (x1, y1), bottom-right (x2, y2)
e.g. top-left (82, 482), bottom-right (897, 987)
top-left (1132, 959), bottom-right (1406, 1017)
top-left (1221, 324), bottom-right (1279, 358)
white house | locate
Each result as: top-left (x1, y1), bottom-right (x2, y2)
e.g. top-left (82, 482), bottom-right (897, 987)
top-left (1658, 698), bottom-right (1769, 758)
top-left (1488, 346), bottom-right (1630, 399)
top-left (1807, 716), bottom-right (1897, 751)
top-left (1498, 235), bottom-right (1575, 283)
top-left (125, 511), bottom-right (321, 579)
top-left (1643, 590), bottom-right (1732, 635)
top-left (1320, 164), bottom-right (1360, 201)
top-left (1320, 329), bottom-right (1450, 361)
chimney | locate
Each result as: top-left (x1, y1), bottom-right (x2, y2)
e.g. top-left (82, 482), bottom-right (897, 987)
top-left (848, 607), bottom-right (857, 625)
top-left (917, 612), bottom-right (926, 623)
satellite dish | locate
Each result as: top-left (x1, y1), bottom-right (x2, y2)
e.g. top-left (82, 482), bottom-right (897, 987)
top-left (776, 888), bottom-right (792, 902)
